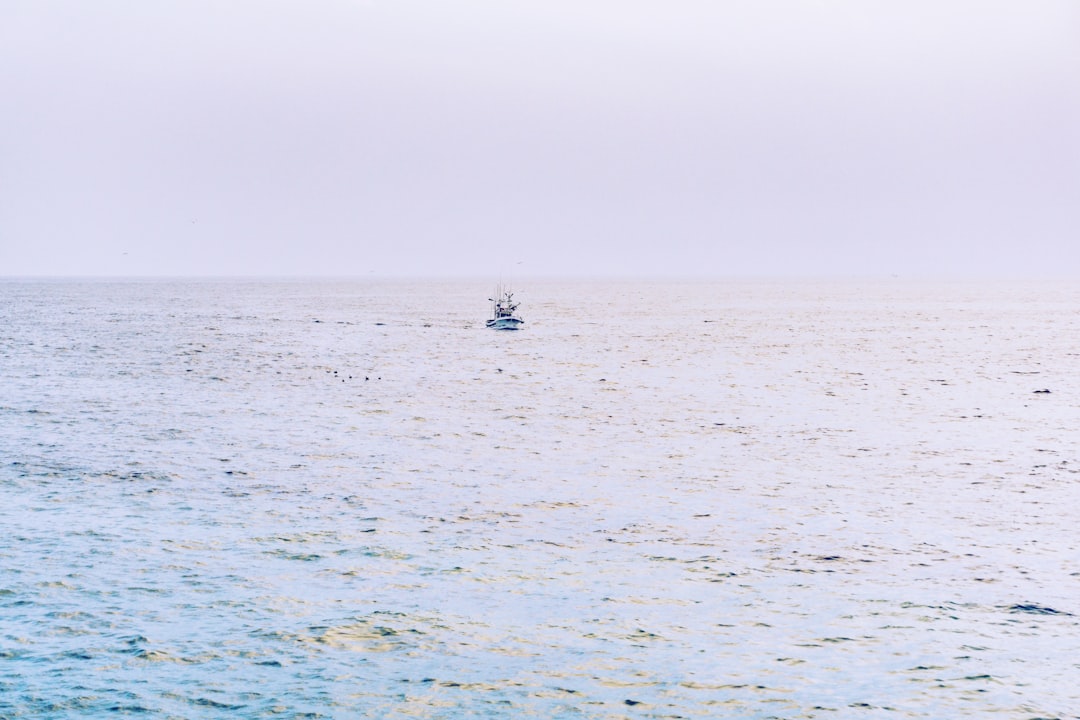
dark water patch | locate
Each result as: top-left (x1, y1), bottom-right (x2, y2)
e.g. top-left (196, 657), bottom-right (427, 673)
top-left (98, 469), bottom-right (176, 484)
top-left (256, 531), bottom-right (340, 543)
top-left (64, 529), bottom-right (120, 543)
top-left (118, 635), bottom-right (149, 655)
top-left (191, 697), bottom-right (247, 710)
top-left (625, 629), bottom-right (664, 642)
top-left (1007, 604), bottom-right (1072, 616)
top-left (264, 550), bottom-right (323, 562)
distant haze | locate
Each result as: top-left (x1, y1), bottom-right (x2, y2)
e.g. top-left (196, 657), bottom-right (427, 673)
top-left (2, 1), bottom-right (1078, 278)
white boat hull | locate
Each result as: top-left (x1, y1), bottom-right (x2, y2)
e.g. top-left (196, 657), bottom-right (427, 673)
top-left (487, 317), bottom-right (524, 330)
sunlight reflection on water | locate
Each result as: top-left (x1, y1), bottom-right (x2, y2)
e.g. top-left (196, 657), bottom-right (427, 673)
top-left (2, 279), bottom-right (1079, 718)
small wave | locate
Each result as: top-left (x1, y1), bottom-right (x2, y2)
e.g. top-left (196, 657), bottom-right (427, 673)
top-left (191, 697), bottom-right (247, 710)
top-left (1007, 603), bottom-right (1073, 616)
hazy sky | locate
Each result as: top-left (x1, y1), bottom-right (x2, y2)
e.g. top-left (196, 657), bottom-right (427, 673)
top-left (2, 1), bottom-right (1078, 278)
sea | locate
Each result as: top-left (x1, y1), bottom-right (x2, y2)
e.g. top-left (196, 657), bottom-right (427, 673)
top-left (1, 278), bottom-right (1078, 719)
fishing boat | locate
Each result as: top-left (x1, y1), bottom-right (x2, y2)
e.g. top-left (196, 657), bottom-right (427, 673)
top-left (486, 286), bottom-right (524, 330)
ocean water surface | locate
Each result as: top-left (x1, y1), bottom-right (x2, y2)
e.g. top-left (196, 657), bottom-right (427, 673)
top-left (1, 279), bottom-right (1078, 718)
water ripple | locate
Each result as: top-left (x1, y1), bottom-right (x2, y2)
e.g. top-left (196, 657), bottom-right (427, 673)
top-left (2, 279), bottom-right (1079, 718)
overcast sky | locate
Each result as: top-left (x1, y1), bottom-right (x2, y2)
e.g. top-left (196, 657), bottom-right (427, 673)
top-left (2, 1), bottom-right (1078, 278)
